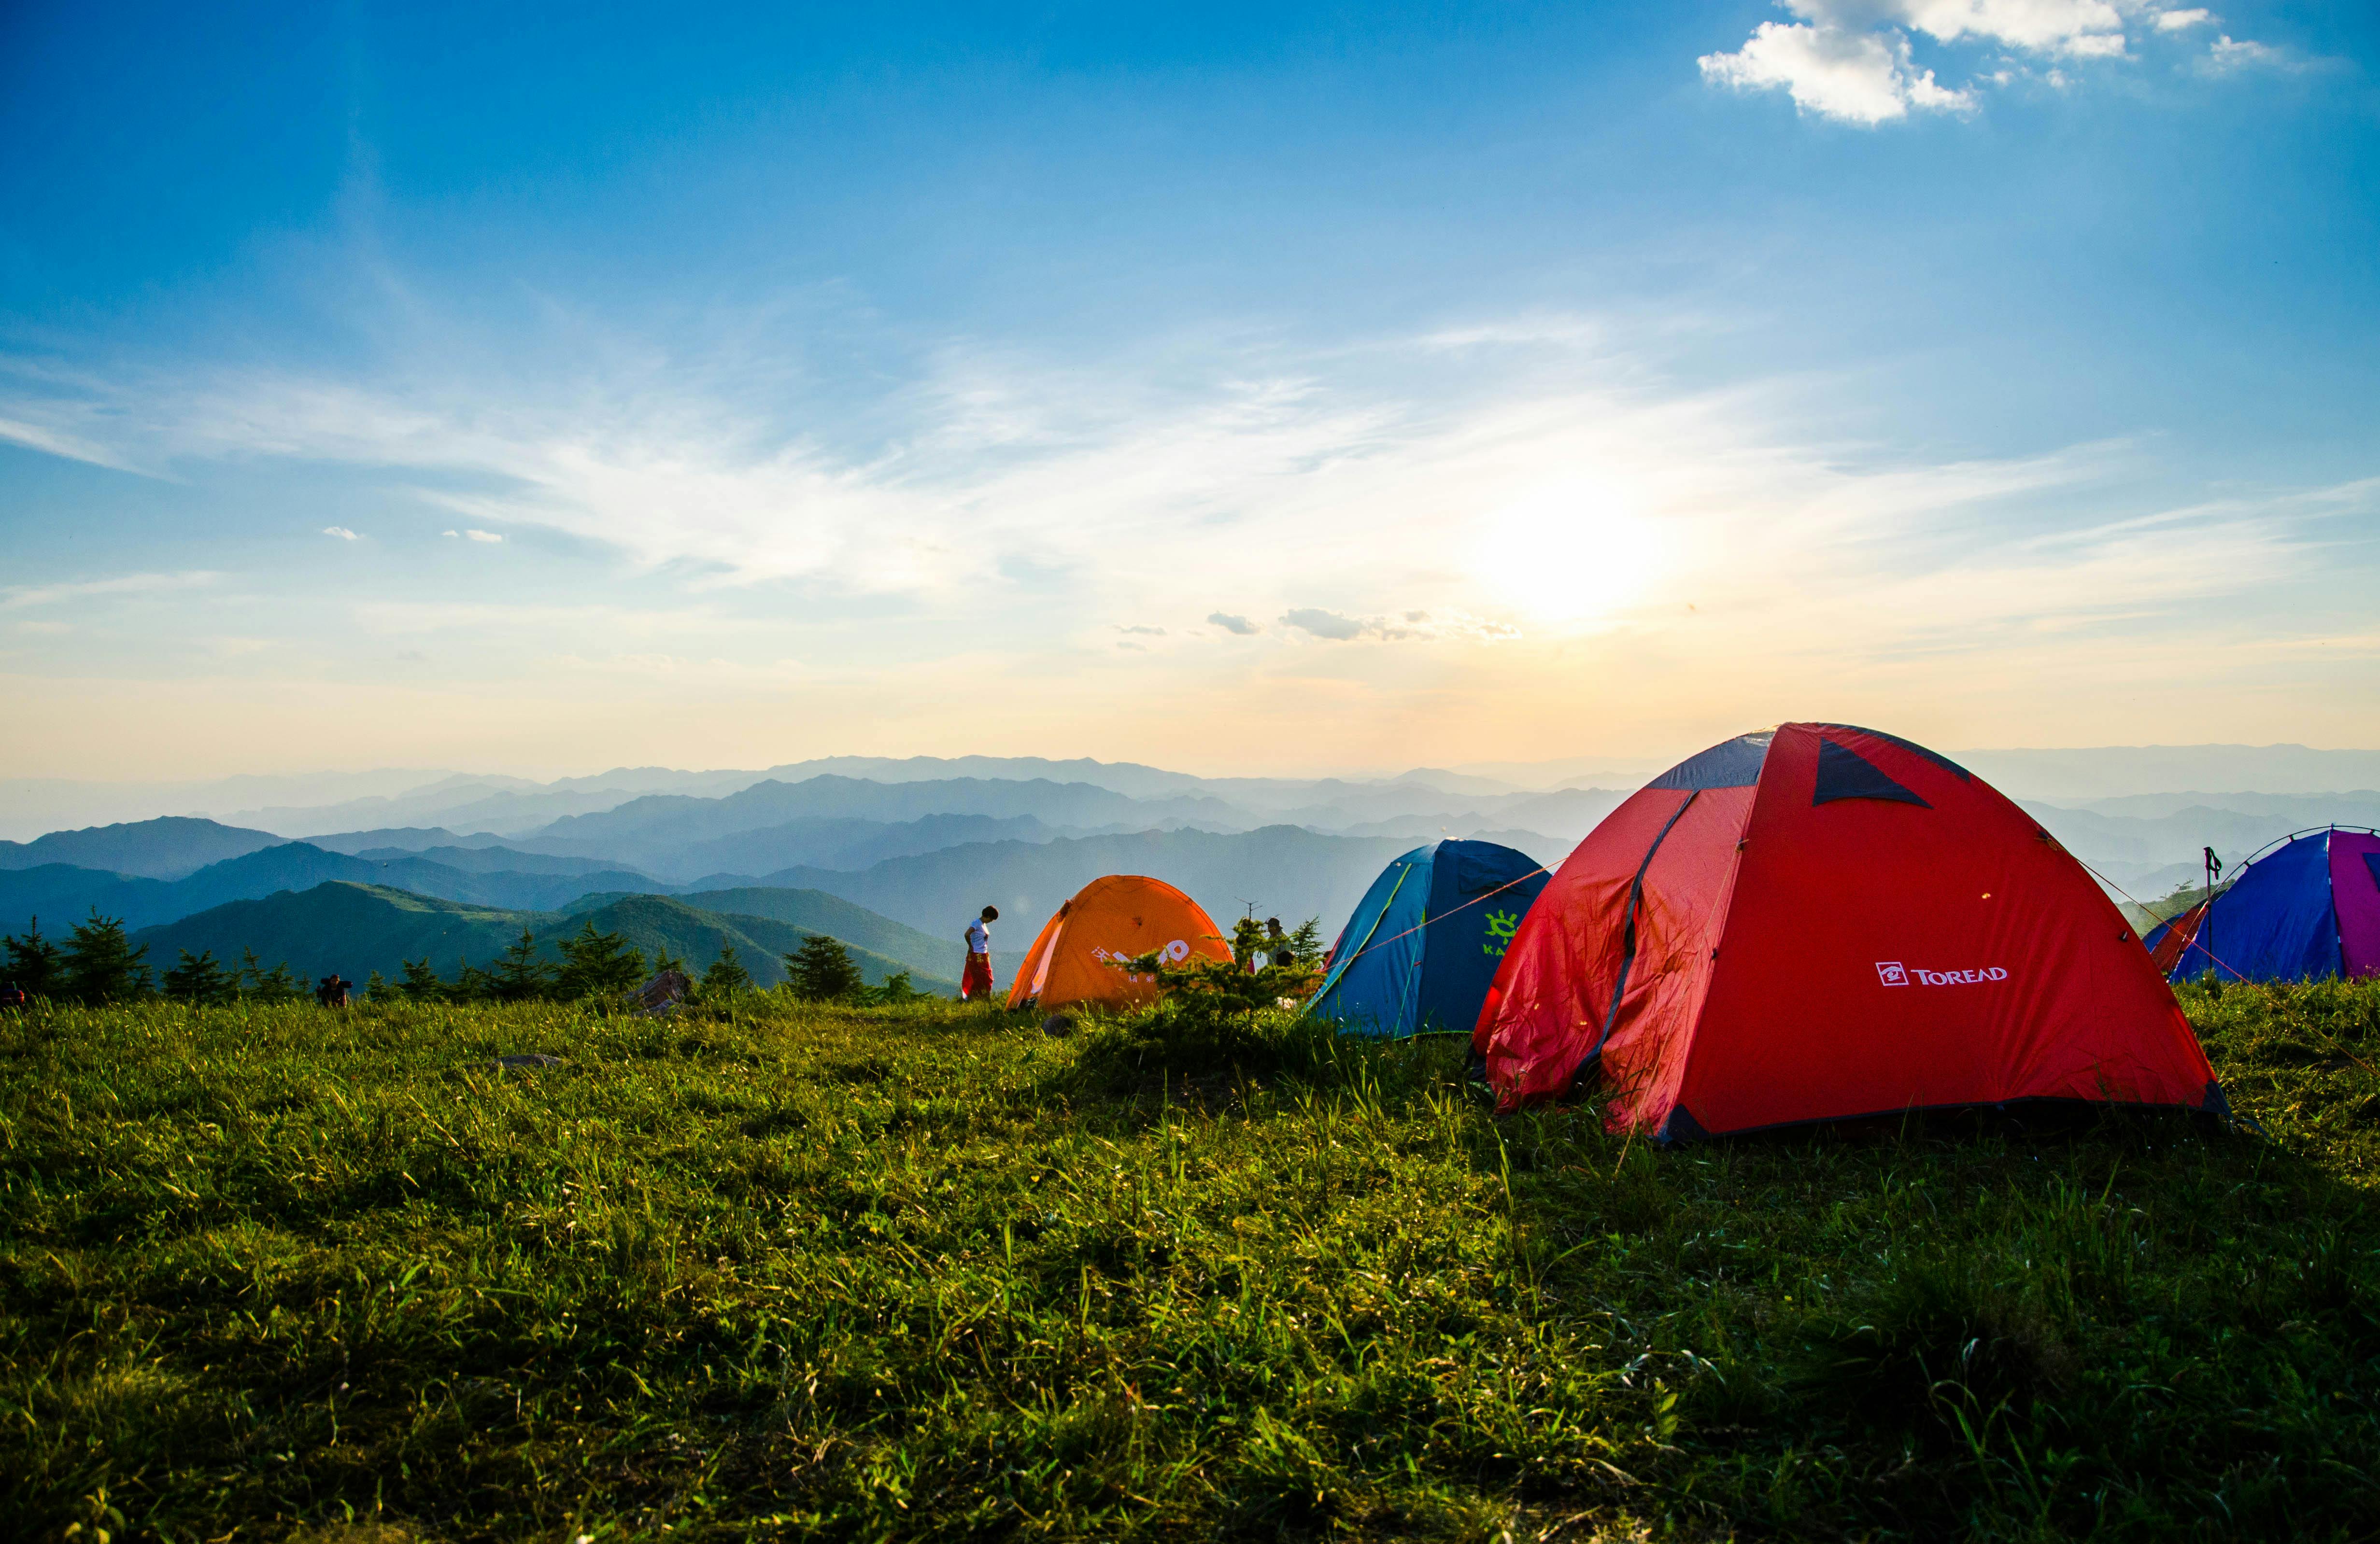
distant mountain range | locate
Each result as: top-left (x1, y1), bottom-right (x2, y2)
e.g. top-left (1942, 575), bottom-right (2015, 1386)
top-left (128, 883), bottom-right (956, 993)
top-left (12, 743), bottom-right (2380, 845)
top-left (0, 815), bottom-right (286, 879)
top-left (717, 825), bottom-right (1426, 940)
top-left (9, 750), bottom-right (2380, 991)
top-left (0, 838), bottom-right (657, 932)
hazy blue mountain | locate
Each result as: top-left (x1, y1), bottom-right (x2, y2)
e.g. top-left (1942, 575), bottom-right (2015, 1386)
top-left (346, 844), bottom-right (656, 879)
top-left (572, 884), bottom-right (960, 983)
top-left (0, 816), bottom-right (286, 880)
top-left (0, 864), bottom-right (167, 932)
top-left (0, 844), bottom-right (658, 933)
top-left (518, 775), bottom-right (1249, 856)
top-left (1320, 821), bottom-right (1576, 869)
top-left (2059, 790), bottom-right (2380, 824)
top-left (729, 825), bottom-right (1420, 944)
top-left (2023, 799), bottom-right (2380, 895)
top-left (128, 883), bottom-right (952, 993)
top-left (577, 811), bottom-right (1066, 882)
top-left (306, 828), bottom-right (511, 855)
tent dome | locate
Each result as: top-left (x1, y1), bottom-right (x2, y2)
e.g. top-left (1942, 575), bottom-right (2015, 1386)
top-left (1308, 839), bottom-right (1550, 1039)
top-left (1473, 723), bottom-right (2223, 1140)
top-left (2144, 827), bottom-right (2380, 983)
top-left (1006, 874), bottom-right (1232, 1011)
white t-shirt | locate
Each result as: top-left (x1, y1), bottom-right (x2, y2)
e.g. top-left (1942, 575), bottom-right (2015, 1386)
top-left (965, 918), bottom-right (991, 955)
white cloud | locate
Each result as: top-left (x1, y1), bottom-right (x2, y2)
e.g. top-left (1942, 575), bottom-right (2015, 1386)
top-left (322, 525), bottom-right (360, 540)
top-left (0, 298), bottom-right (2330, 713)
top-left (1701, 20), bottom-right (1972, 124)
top-left (2205, 33), bottom-right (2286, 71)
top-left (1282, 607), bottom-right (1368, 641)
top-left (1701, 0), bottom-right (2260, 123)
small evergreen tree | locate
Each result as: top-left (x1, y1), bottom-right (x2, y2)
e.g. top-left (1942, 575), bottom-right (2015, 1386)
top-left (698, 945), bottom-right (753, 999)
top-left (554, 920), bottom-right (646, 1000)
top-left (488, 927), bottom-right (555, 1002)
top-left (62, 911), bottom-right (152, 1004)
top-left (1229, 914), bottom-right (1268, 970)
top-left (1, 916), bottom-right (62, 998)
top-left (362, 969), bottom-right (392, 1002)
top-left (451, 958), bottom-right (496, 1002)
top-left (240, 953), bottom-right (303, 1004)
top-left (786, 934), bottom-right (864, 1001)
top-left (1288, 916), bottom-right (1327, 970)
top-left (398, 956), bottom-right (445, 1001)
top-left (868, 970), bottom-right (921, 1006)
top-left (162, 948), bottom-right (234, 1005)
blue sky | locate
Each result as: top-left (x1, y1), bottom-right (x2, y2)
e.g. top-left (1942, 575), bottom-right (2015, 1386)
top-left (2, 0), bottom-right (2374, 780)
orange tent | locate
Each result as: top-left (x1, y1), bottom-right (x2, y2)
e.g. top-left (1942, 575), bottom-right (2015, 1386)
top-left (1006, 874), bottom-right (1232, 1011)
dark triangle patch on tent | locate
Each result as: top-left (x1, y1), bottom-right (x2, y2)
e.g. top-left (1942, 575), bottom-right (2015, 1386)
top-left (1819, 723), bottom-right (1972, 781)
top-left (1813, 737), bottom-right (1931, 808)
top-left (2364, 852), bottom-right (2380, 891)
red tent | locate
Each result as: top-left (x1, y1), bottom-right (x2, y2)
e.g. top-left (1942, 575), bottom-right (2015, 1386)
top-left (1473, 723), bottom-right (2224, 1139)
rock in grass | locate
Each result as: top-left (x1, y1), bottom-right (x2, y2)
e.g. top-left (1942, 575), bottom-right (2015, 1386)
top-left (491, 1053), bottom-right (564, 1070)
top-left (1042, 1014), bottom-right (1073, 1038)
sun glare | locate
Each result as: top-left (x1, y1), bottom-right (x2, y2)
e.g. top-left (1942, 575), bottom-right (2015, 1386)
top-left (1473, 480), bottom-right (1667, 625)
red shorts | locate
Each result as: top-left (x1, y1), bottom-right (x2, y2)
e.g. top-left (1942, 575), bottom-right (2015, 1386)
top-left (961, 953), bottom-right (994, 1000)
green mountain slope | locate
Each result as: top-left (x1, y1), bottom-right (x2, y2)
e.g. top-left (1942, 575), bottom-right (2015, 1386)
top-left (560, 895), bottom-right (948, 992)
top-left (569, 884), bottom-right (963, 984)
top-left (130, 883), bottom-right (957, 994)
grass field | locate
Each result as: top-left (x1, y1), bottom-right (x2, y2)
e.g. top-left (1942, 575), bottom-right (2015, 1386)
top-left (5, 979), bottom-right (2380, 1541)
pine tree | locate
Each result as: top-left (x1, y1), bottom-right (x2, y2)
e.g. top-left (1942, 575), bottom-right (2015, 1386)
top-left (62, 911), bottom-right (152, 1004)
top-left (162, 948), bottom-right (234, 1005)
top-left (398, 956), bottom-right (445, 1001)
top-left (554, 920), bottom-right (646, 1000)
top-left (786, 934), bottom-right (863, 1001)
top-left (1, 916), bottom-right (62, 999)
top-left (451, 959), bottom-right (497, 1002)
top-left (362, 969), bottom-right (392, 1002)
top-left (488, 927), bottom-right (555, 1002)
top-left (1288, 917), bottom-right (1327, 970)
top-left (869, 970), bottom-right (921, 1006)
top-left (698, 945), bottom-right (753, 999)
top-left (244, 956), bottom-right (304, 1005)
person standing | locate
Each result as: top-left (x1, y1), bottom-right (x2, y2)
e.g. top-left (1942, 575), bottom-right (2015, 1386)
top-left (961, 905), bottom-right (998, 1001)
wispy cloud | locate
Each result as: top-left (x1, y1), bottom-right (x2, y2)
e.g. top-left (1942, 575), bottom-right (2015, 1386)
top-left (0, 571), bottom-right (219, 610)
top-left (322, 525), bottom-right (360, 540)
top-left (1700, 1), bottom-right (2269, 124)
top-left (0, 301), bottom-right (2333, 699)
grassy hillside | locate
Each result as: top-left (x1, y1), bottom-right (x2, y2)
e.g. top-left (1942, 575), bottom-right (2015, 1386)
top-left (130, 882), bottom-right (957, 993)
top-left (3, 980), bottom-right (2377, 1538)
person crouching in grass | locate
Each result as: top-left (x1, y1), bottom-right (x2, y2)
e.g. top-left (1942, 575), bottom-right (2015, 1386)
top-left (961, 905), bottom-right (998, 1000)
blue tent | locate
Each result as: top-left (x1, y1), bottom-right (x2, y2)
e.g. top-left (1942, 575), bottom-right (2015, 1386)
top-left (1307, 839), bottom-right (1550, 1039)
top-left (2144, 827), bottom-right (2380, 982)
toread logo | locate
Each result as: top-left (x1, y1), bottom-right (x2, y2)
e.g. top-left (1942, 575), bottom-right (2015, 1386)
top-left (1878, 960), bottom-right (2007, 987)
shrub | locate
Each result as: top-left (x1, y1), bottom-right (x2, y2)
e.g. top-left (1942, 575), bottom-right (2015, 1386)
top-left (786, 934), bottom-right (864, 1000)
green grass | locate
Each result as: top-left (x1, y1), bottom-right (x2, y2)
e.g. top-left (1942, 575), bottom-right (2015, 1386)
top-left (5, 979), bottom-right (2380, 1541)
